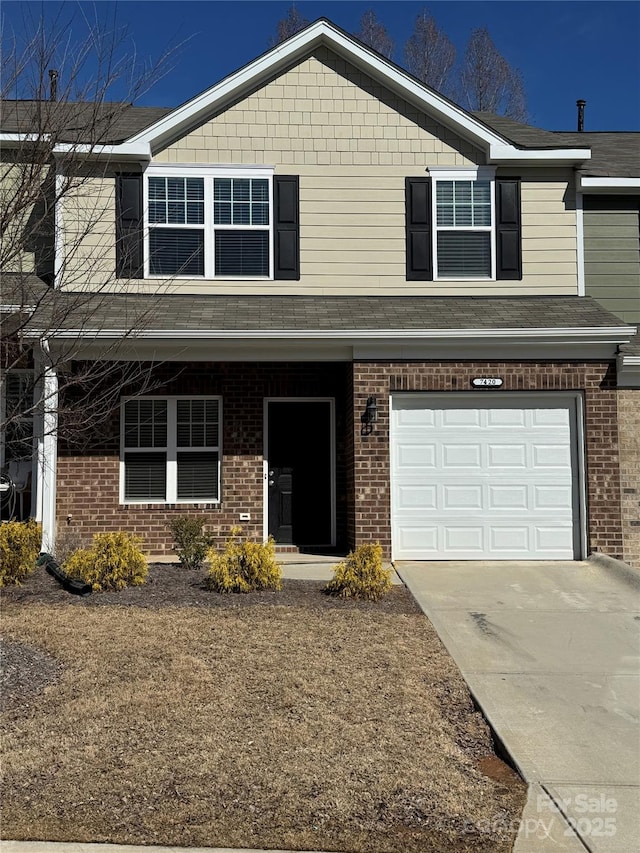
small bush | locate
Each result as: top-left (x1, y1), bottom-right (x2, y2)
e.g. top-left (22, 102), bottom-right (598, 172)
top-left (169, 516), bottom-right (212, 570)
top-left (0, 519), bottom-right (41, 586)
top-left (324, 543), bottom-right (391, 601)
top-left (64, 531), bottom-right (148, 592)
top-left (205, 526), bottom-right (282, 593)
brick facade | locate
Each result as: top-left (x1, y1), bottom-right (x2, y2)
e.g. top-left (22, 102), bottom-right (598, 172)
top-left (56, 362), bottom-right (351, 555)
top-left (351, 360), bottom-right (623, 560)
top-left (617, 389), bottom-right (640, 568)
top-left (56, 358), bottom-right (624, 561)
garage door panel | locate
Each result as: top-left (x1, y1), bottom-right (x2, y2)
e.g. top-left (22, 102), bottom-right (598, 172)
top-left (397, 443), bottom-right (437, 468)
top-left (532, 444), bottom-right (572, 467)
top-left (487, 408), bottom-right (526, 427)
top-left (533, 485), bottom-right (573, 509)
top-left (488, 444), bottom-right (528, 467)
top-left (397, 484), bottom-right (438, 509)
top-left (535, 526), bottom-right (575, 552)
top-left (442, 485), bottom-right (483, 509)
top-left (445, 527), bottom-right (484, 551)
top-left (490, 527), bottom-right (531, 552)
top-left (443, 444), bottom-right (482, 467)
top-left (488, 484), bottom-right (529, 510)
top-left (442, 409), bottom-right (481, 426)
top-left (391, 393), bottom-right (580, 560)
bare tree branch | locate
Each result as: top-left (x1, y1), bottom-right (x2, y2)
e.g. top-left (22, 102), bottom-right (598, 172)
top-left (404, 9), bottom-right (456, 96)
top-left (269, 4), bottom-right (309, 47)
top-left (354, 10), bottom-right (394, 60)
top-left (1, 8), bottom-right (182, 465)
top-left (459, 27), bottom-right (528, 121)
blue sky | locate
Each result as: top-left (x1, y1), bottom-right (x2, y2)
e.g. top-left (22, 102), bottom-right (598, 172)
top-left (3, 1), bottom-right (639, 130)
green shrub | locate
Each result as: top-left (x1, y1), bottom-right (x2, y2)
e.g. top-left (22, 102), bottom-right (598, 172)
top-left (64, 531), bottom-right (148, 592)
top-left (169, 516), bottom-right (212, 570)
top-left (205, 526), bottom-right (282, 593)
top-left (0, 519), bottom-right (41, 586)
top-left (324, 543), bottom-right (391, 601)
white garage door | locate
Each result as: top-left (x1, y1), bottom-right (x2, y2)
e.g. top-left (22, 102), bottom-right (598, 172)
top-left (391, 393), bottom-right (582, 560)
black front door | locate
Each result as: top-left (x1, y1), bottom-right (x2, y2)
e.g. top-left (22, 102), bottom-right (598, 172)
top-left (267, 401), bottom-right (332, 547)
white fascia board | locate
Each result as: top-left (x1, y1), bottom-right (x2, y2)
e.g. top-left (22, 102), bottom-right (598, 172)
top-left (579, 176), bottom-right (640, 192)
top-left (0, 133), bottom-right (43, 144)
top-left (617, 354), bottom-right (640, 388)
top-left (123, 21), bottom-right (515, 156)
top-left (46, 325), bottom-right (635, 343)
top-left (488, 145), bottom-right (591, 164)
top-left (52, 142), bottom-right (151, 161)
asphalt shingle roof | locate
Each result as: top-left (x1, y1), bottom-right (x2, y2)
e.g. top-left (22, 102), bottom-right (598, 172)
top-left (473, 112), bottom-right (640, 178)
top-left (0, 100), bottom-right (171, 144)
top-left (1, 276), bottom-right (630, 335)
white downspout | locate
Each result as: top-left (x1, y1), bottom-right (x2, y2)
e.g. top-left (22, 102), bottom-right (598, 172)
top-left (39, 340), bottom-right (58, 554)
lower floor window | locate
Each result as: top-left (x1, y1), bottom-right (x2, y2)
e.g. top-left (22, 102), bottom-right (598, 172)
top-left (121, 397), bottom-right (221, 503)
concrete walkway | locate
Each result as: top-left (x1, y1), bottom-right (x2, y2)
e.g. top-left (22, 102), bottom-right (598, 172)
top-left (395, 557), bottom-right (640, 853)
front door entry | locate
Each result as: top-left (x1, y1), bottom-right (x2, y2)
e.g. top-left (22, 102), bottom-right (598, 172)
top-left (267, 401), bottom-right (333, 547)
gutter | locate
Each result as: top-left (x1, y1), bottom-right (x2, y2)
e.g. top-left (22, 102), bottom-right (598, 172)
top-left (40, 325), bottom-right (636, 342)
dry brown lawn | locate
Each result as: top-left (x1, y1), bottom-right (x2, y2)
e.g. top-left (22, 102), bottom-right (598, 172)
top-left (1, 566), bottom-right (526, 852)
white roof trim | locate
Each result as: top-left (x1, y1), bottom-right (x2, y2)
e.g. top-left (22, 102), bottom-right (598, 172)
top-left (0, 21), bottom-right (594, 165)
top-left (617, 353), bottom-right (640, 388)
top-left (580, 176), bottom-right (640, 192)
top-left (0, 132), bottom-right (41, 144)
top-left (42, 325), bottom-right (635, 343)
top-left (52, 142), bottom-right (151, 160)
top-left (119, 19), bottom-right (589, 165)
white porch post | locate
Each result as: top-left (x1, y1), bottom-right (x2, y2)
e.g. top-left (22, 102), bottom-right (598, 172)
top-left (39, 342), bottom-right (58, 554)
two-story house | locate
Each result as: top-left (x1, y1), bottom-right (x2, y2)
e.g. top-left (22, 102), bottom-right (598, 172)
top-left (2, 20), bottom-right (638, 565)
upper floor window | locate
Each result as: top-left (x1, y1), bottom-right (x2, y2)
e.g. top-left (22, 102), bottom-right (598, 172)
top-left (405, 167), bottom-right (523, 282)
top-left (432, 168), bottom-right (495, 280)
top-left (435, 179), bottom-right (492, 278)
top-left (146, 167), bottom-right (272, 279)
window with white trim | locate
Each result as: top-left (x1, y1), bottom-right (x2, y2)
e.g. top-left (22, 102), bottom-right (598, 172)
top-left (121, 397), bottom-right (221, 503)
top-left (146, 168), bottom-right (272, 278)
top-left (432, 168), bottom-right (495, 279)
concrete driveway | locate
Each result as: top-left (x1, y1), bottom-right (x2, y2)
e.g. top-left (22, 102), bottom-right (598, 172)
top-left (395, 558), bottom-right (640, 853)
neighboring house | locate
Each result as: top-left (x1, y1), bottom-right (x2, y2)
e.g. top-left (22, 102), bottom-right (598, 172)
top-left (1, 19), bottom-right (638, 565)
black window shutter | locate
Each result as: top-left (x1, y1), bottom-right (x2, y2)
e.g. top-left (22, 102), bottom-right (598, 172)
top-left (496, 177), bottom-right (522, 280)
top-left (405, 177), bottom-right (432, 280)
top-left (116, 174), bottom-right (143, 278)
top-left (274, 175), bottom-right (299, 280)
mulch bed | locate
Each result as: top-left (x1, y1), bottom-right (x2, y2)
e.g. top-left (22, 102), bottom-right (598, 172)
top-left (1, 562), bottom-right (418, 611)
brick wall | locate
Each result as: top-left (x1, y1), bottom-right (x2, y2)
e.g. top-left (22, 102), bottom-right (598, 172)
top-left (617, 389), bottom-right (640, 568)
top-left (56, 358), bottom-right (625, 561)
top-left (56, 362), bottom-right (350, 555)
top-left (350, 361), bottom-right (623, 560)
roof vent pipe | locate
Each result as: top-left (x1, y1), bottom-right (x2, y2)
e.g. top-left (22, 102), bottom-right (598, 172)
top-left (576, 99), bottom-right (586, 132)
top-left (49, 69), bottom-right (58, 102)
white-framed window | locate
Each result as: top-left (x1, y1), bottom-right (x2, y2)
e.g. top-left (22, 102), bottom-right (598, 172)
top-left (145, 165), bottom-right (273, 279)
top-left (430, 167), bottom-right (496, 280)
top-left (120, 396), bottom-right (222, 503)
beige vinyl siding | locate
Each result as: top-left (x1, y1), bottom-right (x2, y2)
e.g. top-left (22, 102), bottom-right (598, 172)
top-left (61, 46), bottom-right (579, 296)
top-left (59, 174), bottom-right (116, 289)
top-left (584, 196), bottom-right (640, 323)
top-left (0, 159), bottom-right (52, 276)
